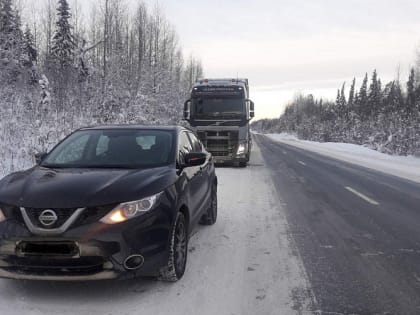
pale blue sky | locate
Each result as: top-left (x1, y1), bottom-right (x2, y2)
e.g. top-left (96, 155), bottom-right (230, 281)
top-left (27, 0), bottom-right (420, 119)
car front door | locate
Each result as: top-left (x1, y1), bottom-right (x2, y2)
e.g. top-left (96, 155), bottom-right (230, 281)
top-left (187, 132), bottom-right (212, 209)
top-left (178, 131), bottom-right (206, 224)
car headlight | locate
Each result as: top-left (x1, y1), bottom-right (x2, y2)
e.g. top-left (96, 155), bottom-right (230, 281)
top-left (237, 143), bottom-right (247, 155)
top-left (100, 192), bottom-right (163, 225)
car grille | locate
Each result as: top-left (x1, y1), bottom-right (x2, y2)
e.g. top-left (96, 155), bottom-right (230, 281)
top-left (25, 207), bottom-right (80, 229)
top-left (19, 205), bottom-right (117, 230)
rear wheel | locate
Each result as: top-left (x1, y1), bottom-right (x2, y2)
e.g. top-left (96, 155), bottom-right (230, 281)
top-left (200, 184), bottom-right (217, 225)
top-left (159, 212), bottom-right (188, 281)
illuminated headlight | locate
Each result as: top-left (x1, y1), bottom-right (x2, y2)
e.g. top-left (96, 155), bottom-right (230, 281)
top-left (100, 192), bottom-right (163, 225)
top-left (236, 143), bottom-right (247, 155)
top-left (0, 208), bottom-right (6, 223)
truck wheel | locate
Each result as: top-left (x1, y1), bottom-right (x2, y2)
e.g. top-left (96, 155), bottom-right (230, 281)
top-left (239, 161), bottom-right (247, 167)
top-left (158, 212), bottom-right (188, 281)
top-left (199, 184), bottom-right (217, 225)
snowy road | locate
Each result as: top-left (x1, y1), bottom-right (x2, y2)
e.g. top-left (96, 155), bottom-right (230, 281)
top-left (256, 134), bottom-right (420, 314)
top-left (0, 141), bottom-right (313, 315)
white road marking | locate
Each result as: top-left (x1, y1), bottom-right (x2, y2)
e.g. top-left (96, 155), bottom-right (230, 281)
top-left (298, 161), bottom-right (306, 166)
top-left (345, 186), bottom-right (380, 206)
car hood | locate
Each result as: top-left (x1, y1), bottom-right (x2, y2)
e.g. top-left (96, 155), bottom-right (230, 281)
top-left (0, 165), bottom-right (177, 208)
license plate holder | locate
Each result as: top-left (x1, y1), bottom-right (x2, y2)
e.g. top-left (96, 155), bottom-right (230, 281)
top-left (16, 241), bottom-right (79, 257)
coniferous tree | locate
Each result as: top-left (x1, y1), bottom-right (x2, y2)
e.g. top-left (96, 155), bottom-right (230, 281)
top-left (50, 0), bottom-right (76, 107)
top-left (356, 73), bottom-right (368, 119)
top-left (51, 0), bottom-right (75, 70)
top-left (348, 78), bottom-right (356, 109)
top-left (23, 25), bottom-right (38, 67)
top-left (335, 82), bottom-right (347, 120)
top-left (406, 68), bottom-right (416, 117)
top-left (368, 70), bottom-right (382, 117)
top-left (0, 0), bottom-right (26, 82)
top-left (23, 25), bottom-right (38, 84)
top-left (0, 0), bottom-right (15, 38)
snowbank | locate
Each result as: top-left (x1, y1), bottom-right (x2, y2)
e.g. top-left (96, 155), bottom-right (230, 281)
top-left (265, 133), bottom-right (420, 184)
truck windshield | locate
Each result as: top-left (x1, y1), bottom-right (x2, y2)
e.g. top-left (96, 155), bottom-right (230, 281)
top-left (193, 97), bottom-right (245, 118)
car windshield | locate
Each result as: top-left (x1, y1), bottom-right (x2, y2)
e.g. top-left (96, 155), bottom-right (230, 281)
top-left (42, 129), bottom-right (175, 169)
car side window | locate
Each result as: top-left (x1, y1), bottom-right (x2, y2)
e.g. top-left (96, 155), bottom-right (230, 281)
top-left (178, 132), bottom-right (193, 164)
top-left (187, 132), bottom-right (203, 152)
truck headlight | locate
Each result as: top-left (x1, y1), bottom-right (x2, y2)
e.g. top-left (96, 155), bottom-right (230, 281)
top-left (0, 208), bottom-right (6, 223)
top-left (100, 192), bottom-right (163, 224)
top-left (237, 143), bottom-right (247, 155)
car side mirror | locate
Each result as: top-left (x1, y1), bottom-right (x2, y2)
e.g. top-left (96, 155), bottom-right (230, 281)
top-left (34, 152), bottom-right (48, 165)
top-left (184, 152), bottom-right (206, 167)
top-left (184, 100), bottom-right (191, 120)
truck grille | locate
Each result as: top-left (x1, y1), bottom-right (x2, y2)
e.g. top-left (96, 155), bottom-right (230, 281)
top-left (198, 130), bottom-right (239, 157)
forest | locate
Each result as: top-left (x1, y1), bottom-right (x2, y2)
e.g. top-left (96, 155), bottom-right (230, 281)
top-left (0, 0), bottom-right (203, 175)
top-left (252, 69), bottom-right (420, 156)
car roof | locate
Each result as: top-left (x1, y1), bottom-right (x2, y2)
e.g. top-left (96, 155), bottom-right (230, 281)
top-left (79, 125), bottom-right (190, 132)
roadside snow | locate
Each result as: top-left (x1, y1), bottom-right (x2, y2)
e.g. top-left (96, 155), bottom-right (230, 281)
top-left (266, 133), bottom-right (420, 184)
top-left (0, 142), bottom-right (313, 315)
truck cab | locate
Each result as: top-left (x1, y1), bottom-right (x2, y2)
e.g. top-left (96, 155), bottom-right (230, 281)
top-left (184, 78), bottom-right (255, 167)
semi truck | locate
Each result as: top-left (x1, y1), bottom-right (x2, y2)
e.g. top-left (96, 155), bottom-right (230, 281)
top-left (183, 78), bottom-right (255, 167)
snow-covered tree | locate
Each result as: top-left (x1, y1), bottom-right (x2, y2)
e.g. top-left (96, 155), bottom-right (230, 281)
top-left (23, 25), bottom-right (37, 66)
top-left (348, 78), bottom-right (356, 109)
top-left (0, 0), bottom-right (15, 38)
top-left (356, 73), bottom-right (368, 120)
top-left (51, 0), bottom-right (75, 69)
top-left (368, 69), bottom-right (382, 117)
top-left (406, 68), bottom-right (416, 117)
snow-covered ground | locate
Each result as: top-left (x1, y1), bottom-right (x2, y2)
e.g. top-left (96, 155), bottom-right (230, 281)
top-left (0, 143), bottom-right (313, 315)
top-left (266, 133), bottom-right (420, 184)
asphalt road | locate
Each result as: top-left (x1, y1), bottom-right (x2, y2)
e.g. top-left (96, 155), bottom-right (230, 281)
top-left (255, 134), bottom-right (420, 315)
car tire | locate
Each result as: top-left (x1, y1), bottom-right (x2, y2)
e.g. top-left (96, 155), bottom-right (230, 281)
top-left (158, 212), bottom-right (188, 282)
top-left (238, 161), bottom-right (247, 167)
top-left (199, 184), bottom-right (217, 225)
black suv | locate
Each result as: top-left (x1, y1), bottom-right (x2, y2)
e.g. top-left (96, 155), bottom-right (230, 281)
top-left (0, 126), bottom-right (217, 281)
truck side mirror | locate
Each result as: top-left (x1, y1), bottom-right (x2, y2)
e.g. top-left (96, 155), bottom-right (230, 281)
top-left (184, 100), bottom-right (191, 120)
top-left (248, 100), bottom-right (255, 118)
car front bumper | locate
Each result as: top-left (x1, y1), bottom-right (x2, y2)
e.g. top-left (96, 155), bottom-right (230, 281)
top-left (0, 206), bottom-right (173, 281)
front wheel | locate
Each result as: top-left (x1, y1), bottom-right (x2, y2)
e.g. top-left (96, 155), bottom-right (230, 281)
top-left (159, 212), bottom-right (188, 282)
